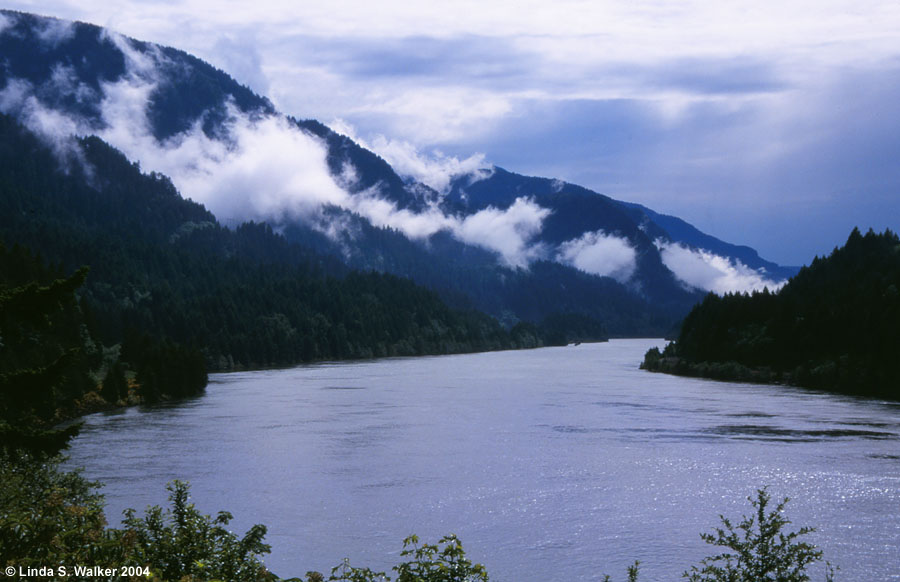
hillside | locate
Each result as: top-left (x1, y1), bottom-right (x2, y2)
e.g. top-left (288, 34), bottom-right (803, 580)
top-left (642, 228), bottom-right (900, 399)
top-left (0, 9), bottom-right (800, 337)
top-left (0, 112), bottom-right (533, 374)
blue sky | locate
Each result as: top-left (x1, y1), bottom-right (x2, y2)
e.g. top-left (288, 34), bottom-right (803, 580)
top-left (5, 0), bottom-right (900, 265)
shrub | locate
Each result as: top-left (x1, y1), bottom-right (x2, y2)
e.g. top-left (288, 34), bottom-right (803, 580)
top-left (684, 488), bottom-right (834, 582)
top-left (0, 452), bottom-right (115, 570)
top-left (118, 480), bottom-right (275, 582)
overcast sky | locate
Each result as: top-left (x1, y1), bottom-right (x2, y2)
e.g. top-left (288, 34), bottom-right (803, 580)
top-left (6, 0), bottom-right (900, 265)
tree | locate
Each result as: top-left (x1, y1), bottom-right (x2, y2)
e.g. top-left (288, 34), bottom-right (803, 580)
top-left (100, 359), bottom-right (128, 403)
top-left (0, 265), bottom-right (93, 456)
top-left (684, 489), bottom-right (834, 582)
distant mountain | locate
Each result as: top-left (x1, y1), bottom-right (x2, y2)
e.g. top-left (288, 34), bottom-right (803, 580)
top-left (0, 10), bottom-right (798, 336)
top-left (643, 228), bottom-right (900, 400)
top-left (616, 201), bottom-right (798, 281)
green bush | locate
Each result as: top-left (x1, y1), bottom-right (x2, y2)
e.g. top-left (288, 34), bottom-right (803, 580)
top-left (0, 453), bottom-right (116, 570)
top-left (684, 489), bottom-right (835, 582)
top-left (117, 480), bottom-right (275, 582)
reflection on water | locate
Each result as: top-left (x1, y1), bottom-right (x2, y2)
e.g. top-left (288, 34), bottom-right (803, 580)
top-left (67, 340), bottom-right (900, 581)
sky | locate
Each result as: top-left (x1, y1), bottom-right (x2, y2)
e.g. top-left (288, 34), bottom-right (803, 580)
top-left (4, 0), bottom-right (900, 265)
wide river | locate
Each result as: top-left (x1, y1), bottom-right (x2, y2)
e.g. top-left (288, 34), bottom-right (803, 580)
top-left (67, 340), bottom-right (900, 581)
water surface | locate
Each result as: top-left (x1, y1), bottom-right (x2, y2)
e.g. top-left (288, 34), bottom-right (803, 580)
top-left (68, 340), bottom-right (900, 580)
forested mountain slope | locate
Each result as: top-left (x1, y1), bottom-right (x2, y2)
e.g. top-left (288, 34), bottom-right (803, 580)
top-left (0, 9), bottom-right (801, 337)
top-left (643, 228), bottom-right (900, 399)
top-left (0, 113), bottom-right (531, 374)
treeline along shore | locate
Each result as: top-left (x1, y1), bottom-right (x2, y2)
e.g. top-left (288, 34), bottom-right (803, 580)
top-left (643, 228), bottom-right (900, 401)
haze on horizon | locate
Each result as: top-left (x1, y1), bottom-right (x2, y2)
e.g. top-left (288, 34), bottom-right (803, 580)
top-left (4, 0), bottom-right (900, 266)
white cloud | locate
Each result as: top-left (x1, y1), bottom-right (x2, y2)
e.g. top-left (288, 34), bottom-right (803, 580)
top-left (348, 191), bottom-right (551, 268)
top-left (1, 28), bottom-right (551, 269)
top-left (48, 64), bottom-right (99, 104)
top-left (0, 11), bottom-right (13, 35)
top-left (454, 197), bottom-right (549, 268)
top-left (168, 113), bottom-right (352, 222)
top-left (101, 29), bottom-right (162, 77)
top-left (657, 241), bottom-right (786, 294)
top-left (0, 31), bottom-right (351, 225)
top-left (0, 79), bottom-right (85, 164)
top-left (35, 16), bottom-right (75, 47)
top-left (352, 192), bottom-right (450, 239)
top-left (369, 135), bottom-right (492, 194)
top-left (331, 119), bottom-right (492, 194)
top-left (350, 86), bottom-right (514, 144)
top-left (557, 231), bottom-right (637, 283)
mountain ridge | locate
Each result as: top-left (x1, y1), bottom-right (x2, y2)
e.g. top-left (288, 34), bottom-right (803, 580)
top-left (0, 9), bottom-right (798, 335)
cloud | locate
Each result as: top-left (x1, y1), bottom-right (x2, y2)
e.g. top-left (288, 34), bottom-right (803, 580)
top-left (331, 120), bottom-right (492, 194)
top-left (453, 197), bottom-right (549, 268)
top-left (657, 241), bottom-right (785, 294)
top-left (165, 113), bottom-right (352, 222)
top-left (350, 191), bottom-right (550, 268)
top-left (94, 87), bottom-right (349, 223)
top-left (0, 78), bottom-right (85, 164)
top-left (348, 86), bottom-right (514, 144)
top-left (8, 5), bottom-right (899, 269)
top-left (351, 192), bottom-right (450, 239)
top-left (0, 30), bottom-right (351, 225)
top-left (367, 135), bottom-right (492, 194)
top-left (556, 231), bottom-right (637, 283)
top-left (6, 5), bottom-right (899, 271)
top-left (1, 27), bottom-right (551, 269)
top-left (47, 64), bottom-right (99, 104)
top-left (34, 15), bottom-right (75, 47)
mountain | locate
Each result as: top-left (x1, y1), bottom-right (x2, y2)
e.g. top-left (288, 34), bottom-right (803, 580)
top-left (0, 10), bottom-right (798, 337)
top-left (643, 228), bottom-right (900, 400)
top-left (616, 201), bottom-right (798, 281)
top-left (0, 110), bottom-right (530, 371)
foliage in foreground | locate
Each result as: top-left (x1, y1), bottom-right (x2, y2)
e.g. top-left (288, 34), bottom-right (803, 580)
top-left (0, 453), bottom-right (112, 570)
top-left (684, 489), bottom-right (835, 582)
top-left (1, 453), bottom-right (837, 582)
top-left (312, 534), bottom-right (489, 582)
top-left (118, 480), bottom-right (273, 582)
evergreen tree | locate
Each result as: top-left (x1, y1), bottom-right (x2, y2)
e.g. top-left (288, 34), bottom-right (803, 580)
top-left (0, 262), bottom-right (92, 456)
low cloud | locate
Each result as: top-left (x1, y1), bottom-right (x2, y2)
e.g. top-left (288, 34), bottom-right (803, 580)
top-left (1, 32), bottom-right (350, 225)
top-left (0, 78), bottom-right (85, 165)
top-left (35, 16), bottom-right (75, 48)
top-left (2, 28), bottom-right (551, 270)
top-left (351, 191), bottom-right (550, 268)
top-left (352, 192), bottom-right (450, 239)
top-left (557, 230), bottom-right (637, 283)
top-left (0, 12), bottom-right (12, 35)
top-left (47, 64), bottom-right (99, 104)
top-left (658, 241), bottom-right (785, 294)
top-left (330, 119), bottom-right (493, 194)
top-left (454, 197), bottom-right (549, 268)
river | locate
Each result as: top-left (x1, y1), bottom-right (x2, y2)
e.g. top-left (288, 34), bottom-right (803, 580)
top-left (66, 339), bottom-right (900, 581)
